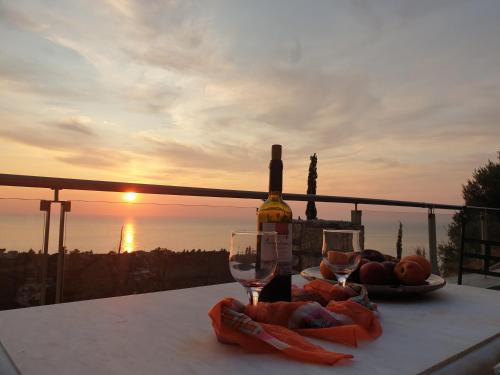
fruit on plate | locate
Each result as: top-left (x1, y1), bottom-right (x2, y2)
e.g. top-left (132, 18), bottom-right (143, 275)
top-left (381, 261), bottom-right (399, 284)
top-left (400, 255), bottom-right (431, 279)
top-left (350, 258), bottom-right (369, 283)
top-left (361, 249), bottom-right (386, 263)
top-left (394, 261), bottom-right (427, 285)
top-left (319, 260), bottom-right (336, 280)
top-left (317, 251), bottom-right (431, 286)
top-left (359, 261), bottom-right (387, 284)
top-left (383, 254), bottom-right (397, 262)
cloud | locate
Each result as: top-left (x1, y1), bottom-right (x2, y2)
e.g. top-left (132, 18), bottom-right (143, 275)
top-left (0, 2), bottom-right (47, 32)
top-left (393, 0), bottom-right (467, 21)
top-left (125, 82), bottom-right (180, 114)
top-left (0, 116), bottom-right (134, 170)
top-left (48, 116), bottom-right (95, 136)
top-left (0, 113), bottom-right (100, 149)
top-left (105, 0), bottom-right (136, 19)
top-left (190, 65), bottom-right (381, 158)
top-left (288, 39), bottom-right (302, 64)
top-left (367, 157), bottom-right (403, 169)
top-left (138, 133), bottom-right (262, 173)
top-left (0, 39), bottom-right (98, 100)
top-left (1, 0), bottom-right (500, 201)
top-left (104, 0), bottom-right (227, 75)
top-left (55, 149), bottom-right (127, 169)
top-left (0, 123), bottom-right (73, 150)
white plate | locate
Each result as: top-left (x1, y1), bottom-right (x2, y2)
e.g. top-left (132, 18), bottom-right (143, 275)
top-left (300, 266), bottom-right (446, 296)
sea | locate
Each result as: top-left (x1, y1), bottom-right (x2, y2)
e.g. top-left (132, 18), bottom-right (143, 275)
top-left (0, 199), bottom-right (454, 258)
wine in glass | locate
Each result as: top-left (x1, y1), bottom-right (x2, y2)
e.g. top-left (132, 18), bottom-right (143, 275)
top-left (322, 229), bottom-right (362, 287)
top-left (229, 230), bottom-right (278, 305)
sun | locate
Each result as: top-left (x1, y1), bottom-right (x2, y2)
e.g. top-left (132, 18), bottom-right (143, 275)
top-left (123, 192), bottom-right (138, 202)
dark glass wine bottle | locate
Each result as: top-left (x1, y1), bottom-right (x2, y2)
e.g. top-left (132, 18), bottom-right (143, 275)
top-left (258, 144), bottom-right (292, 302)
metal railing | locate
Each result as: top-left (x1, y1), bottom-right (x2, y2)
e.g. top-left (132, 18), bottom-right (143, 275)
top-left (1, 173), bottom-right (499, 303)
top-left (0, 173), bottom-right (464, 209)
top-left (458, 208), bottom-right (500, 285)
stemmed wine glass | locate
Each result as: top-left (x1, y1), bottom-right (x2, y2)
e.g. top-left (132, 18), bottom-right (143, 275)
top-left (322, 229), bottom-right (362, 287)
top-left (229, 230), bottom-right (278, 305)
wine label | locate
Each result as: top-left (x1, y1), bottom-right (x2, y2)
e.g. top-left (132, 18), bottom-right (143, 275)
top-left (262, 222), bottom-right (292, 275)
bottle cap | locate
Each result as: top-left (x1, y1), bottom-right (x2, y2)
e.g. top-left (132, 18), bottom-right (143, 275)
top-left (271, 144), bottom-right (282, 160)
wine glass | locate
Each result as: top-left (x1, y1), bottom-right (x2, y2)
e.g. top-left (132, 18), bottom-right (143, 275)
top-left (322, 229), bottom-right (362, 287)
top-left (229, 230), bottom-right (278, 305)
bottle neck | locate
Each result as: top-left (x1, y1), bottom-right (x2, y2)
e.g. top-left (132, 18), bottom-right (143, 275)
top-left (269, 159), bottom-right (283, 194)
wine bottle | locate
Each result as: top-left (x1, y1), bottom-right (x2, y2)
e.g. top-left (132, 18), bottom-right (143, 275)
top-left (258, 144), bottom-right (293, 302)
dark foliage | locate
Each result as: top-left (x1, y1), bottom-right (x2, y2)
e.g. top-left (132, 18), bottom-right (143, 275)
top-left (0, 249), bottom-right (232, 310)
top-left (439, 152), bottom-right (500, 276)
top-left (462, 152), bottom-right (500, 208)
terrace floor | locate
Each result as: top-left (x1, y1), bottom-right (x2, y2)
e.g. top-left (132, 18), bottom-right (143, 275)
top-left (447, 273), bottom-right (500, 290)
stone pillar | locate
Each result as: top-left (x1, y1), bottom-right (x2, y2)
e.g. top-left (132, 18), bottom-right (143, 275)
top-left (351, 210), bottom-right (362, 225)
top-left (292, 219), bottom-right (365, 272)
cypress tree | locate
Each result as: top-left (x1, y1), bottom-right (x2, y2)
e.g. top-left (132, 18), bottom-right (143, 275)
top-left (306, 153), bottom-right (318, 220)
top-left (396, 221), bottom-right (403, 259)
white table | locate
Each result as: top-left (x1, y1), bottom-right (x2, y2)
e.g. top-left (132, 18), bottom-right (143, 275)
top-left (0, 276), bottom-right (499, 375)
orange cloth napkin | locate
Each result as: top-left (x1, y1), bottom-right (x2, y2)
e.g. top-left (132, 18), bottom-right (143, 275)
top-left (208, 279), bottom-right (382, 365)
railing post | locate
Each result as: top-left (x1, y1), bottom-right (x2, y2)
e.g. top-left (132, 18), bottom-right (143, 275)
top-left (458, 209), bottom-right (467, 285)
top-left (480, 210), bottom-right (488, 276)
top-left (55, 201), bottom-right (71, 303)
top-left (351, 204), bottom-right (363, 249)
top-left (427, 208), bottom-right (439, 275)
top-left (39, 200), bottom-right (51, 305)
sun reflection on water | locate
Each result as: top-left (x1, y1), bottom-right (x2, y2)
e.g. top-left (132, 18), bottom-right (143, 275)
top-left (122, 222), bottom-right (135, 253)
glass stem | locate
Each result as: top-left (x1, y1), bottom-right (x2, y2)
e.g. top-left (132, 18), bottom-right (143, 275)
top-left (337, 276), bottom-right (347, 287)
top-left (247, 287), bottom-right (262, 306)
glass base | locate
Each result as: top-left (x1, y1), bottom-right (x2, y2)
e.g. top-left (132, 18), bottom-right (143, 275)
top-left (247, 287), bottom-right (262, 306)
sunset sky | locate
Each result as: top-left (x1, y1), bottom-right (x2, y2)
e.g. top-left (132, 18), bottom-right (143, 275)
top-left (1, 0), bottom-right (500, 206)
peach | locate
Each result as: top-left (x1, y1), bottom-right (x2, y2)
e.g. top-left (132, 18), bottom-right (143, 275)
top-left (401, 255), bottom-right (432, 279)
top-left (394, 261), bottom-right (427, 285)
top-left (360, 261), bottom-right (386, 284)
top-left (320, 260), bottom-right (336, 280)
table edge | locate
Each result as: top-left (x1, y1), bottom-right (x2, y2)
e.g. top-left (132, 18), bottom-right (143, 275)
top-left (0, 341), bottom-right (21, 375)
top-left (417, 331), bottom-right (500, 375)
